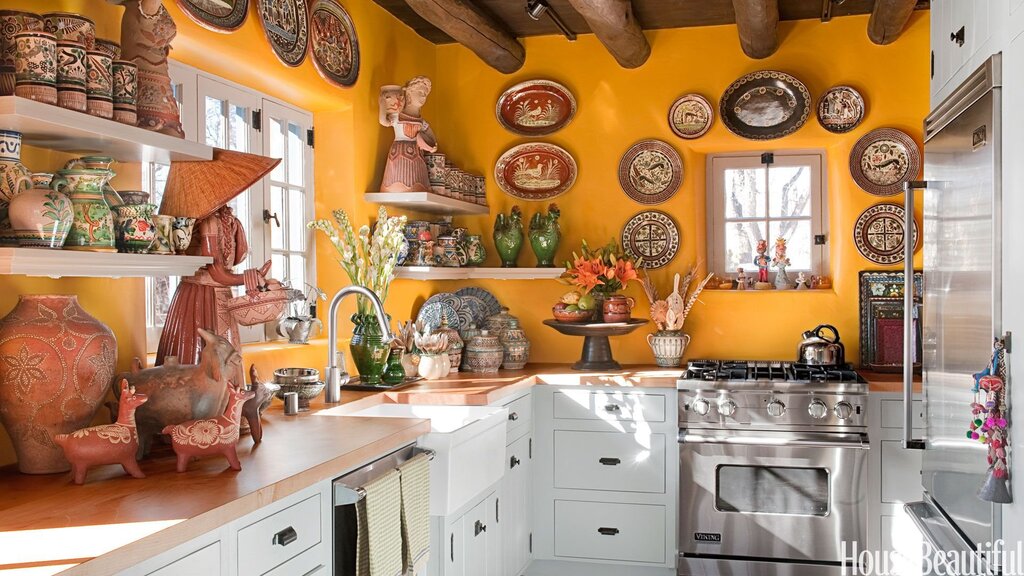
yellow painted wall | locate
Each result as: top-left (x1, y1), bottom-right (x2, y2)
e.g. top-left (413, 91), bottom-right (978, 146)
top-left (429, 13), bottom-right (929, 366)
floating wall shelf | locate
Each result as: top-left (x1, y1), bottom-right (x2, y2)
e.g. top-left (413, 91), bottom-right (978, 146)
top-left (364, 192), bottom-right (489, 216)
top-left (0, 248), bottom-right (212, 278)
top-left (395, 266), bottom-right (563, 280)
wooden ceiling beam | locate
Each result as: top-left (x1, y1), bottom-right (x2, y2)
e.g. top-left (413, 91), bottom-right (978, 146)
top-left (867, 0), bottom-right (917, 45)
top-left (564, 0), bottom-right (651, 68)
top-left (731, 0), bottom-right (779, 59)
top-left (404, 0), bottom-right (525, 73)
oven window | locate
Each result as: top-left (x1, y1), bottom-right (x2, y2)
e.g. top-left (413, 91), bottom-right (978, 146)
top-left (716, 465), bottom-right (830, 516)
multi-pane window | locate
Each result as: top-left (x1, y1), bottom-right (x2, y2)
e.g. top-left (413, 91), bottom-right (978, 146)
top-left (707, 152), bottom-right (827, 278)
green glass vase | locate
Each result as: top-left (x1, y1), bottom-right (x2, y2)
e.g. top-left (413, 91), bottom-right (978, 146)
top-left (349, 313), bottom-right (391, 385)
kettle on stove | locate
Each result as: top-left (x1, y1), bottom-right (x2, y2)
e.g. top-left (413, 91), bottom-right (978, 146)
top-left (797, 324), bottom-right (845, 366)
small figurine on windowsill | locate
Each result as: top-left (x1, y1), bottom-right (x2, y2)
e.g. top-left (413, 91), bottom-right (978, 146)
top-left (736, 267), bottom-right (748, 291)
top-left (795, 272), bottom-right (809, 290)
top-left (772, 237), bottom-right (793, 290)
top-left (753, 239), bottom-right (772, 290)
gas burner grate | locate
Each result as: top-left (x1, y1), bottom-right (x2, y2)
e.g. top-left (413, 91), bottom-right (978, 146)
top-left (684, 360), bottom-right (865, 382)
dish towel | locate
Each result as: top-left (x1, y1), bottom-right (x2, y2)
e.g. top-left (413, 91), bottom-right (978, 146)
top-left (399, 452), bottom-right (432, 575)
top-left (356, 467), bottom-right (405, 576)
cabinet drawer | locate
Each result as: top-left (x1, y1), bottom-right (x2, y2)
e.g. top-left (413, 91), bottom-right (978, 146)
top-left (146, 542), bottom-right (220, 576)
top-left (553, 390), bottom-right (666, 423)
top-left (503, 392), bottom-right (532, 441)
top-left (554, 430), bottom-right (665, 493)
top-left (554, 500), bottom-right (665, 564)
top-left (238, 493), bottom-right (322, 576)
top-left (261, 544), bottom-right (328, 576)
top-left (881, 399), bottom-right (924, 430)
top-left (881, 440), bottom-right (923, 504)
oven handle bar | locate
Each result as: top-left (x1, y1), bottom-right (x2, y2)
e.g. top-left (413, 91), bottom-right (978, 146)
top-left (678, 431), bottom-right (869, 449)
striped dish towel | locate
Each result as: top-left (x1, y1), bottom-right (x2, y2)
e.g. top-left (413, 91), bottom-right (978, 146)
top-left (356, 467), bottom-right (404, 576)
top-left (399, 452), bottom-right (431, 575)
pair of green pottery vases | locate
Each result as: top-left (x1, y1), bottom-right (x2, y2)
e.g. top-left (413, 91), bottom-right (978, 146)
top-left (493, 205), bottom-right (561, 268)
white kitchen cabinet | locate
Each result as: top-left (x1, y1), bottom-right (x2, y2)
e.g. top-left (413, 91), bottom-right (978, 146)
top-left (503, 433), bottom-right (532, 576)
top-left (145, 542), bottom-right (222, 576)
top-left (931, 0), bottom-right (1009, 106)
top-left (431, 487), bottom-right (502, 576)
top-left (443, 515), bottom-right (465, 576)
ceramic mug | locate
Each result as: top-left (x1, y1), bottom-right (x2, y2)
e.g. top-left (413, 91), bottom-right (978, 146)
top-left (55, 40), bottom-right (86, 111)
top-left (111, 59), bottom-right (137, 126)
top-left (93, 38), bottom-right (119, 59)
top-left (602, 295), bottom-right (635, 323)
top-left (13, 30), bottom-right (56, 104)
top-left (112, 203), bottom-right (156, 254)
top-left (171, 216), bottom-right (196, 254)
top-left (42, 12), bottom-right (95, 49)
top-left (85, 49), bottom-right (112, 119)
top-left (150, 214), bottom-right (174, 255)
top-left (0, 11), bottom-right (44, 96)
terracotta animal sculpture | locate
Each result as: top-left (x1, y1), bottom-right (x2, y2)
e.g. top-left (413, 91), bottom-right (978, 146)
top-left (114, 328), bottom-right (241, 457)
top-left (162, 382), bottom-right (254, 472)
top-left (242, 365), bottom-right (279, 444)
top-left (54, 380), bottom-right (148, 485)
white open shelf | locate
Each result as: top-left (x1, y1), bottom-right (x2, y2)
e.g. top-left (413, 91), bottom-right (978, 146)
top-left (0, 96), bottom-right (213, 163)
top-left (395, 266), bottom-right (563, 280)
top-left (0, 248), bottom-right (212, 278)
top-left (364, 191), bottom-right (489, 215)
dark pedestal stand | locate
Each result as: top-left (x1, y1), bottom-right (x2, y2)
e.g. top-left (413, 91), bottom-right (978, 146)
top-left (543, 318), bottom-right (649, 371)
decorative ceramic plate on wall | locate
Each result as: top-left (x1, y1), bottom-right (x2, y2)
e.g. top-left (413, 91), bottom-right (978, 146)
top-left (618, 139), bottom-right (683, 205)
top-left (309, 0), bottom-right (359, 87)
top-left (174, 0), bottom-right (247, 32)
top-left (620, 210), bottom-right (680, 269)
top-left (850, 128), bottom-right (920, 196)
top-left (256, 0), bottom-right (309, 67)
top-left (720, 70), bottom-right (811, 140)
top-left (816, 85), bottom-right (865, 134)
top-left (853, 203), bottom-right (919, 265)
top-left (668, 94), bottom-right (713, 139)
top-left (494, 143), bottom-right (577, 201)
top-left (495, 80), bottom-right (576, 136)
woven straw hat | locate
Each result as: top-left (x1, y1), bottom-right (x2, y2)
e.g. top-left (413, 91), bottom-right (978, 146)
top-left (159, 149), bottom-right (281, 220)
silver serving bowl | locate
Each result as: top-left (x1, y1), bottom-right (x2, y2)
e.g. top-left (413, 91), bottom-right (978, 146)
top-left (273, 367), bottom-right (326, 407)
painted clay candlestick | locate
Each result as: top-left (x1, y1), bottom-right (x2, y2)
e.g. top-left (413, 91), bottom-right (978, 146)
top-left (379, 76), bottom-right (436, 192)
top-left (114, 0), bottom-right (184, 138)
top-left (54, 380), bottom-right (147, 485)
top-left (162, 382), bottom-right (254, 472)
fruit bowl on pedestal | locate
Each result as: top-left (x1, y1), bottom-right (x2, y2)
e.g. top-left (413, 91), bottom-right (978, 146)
top-left (543, 318), bottom-right (648, 371)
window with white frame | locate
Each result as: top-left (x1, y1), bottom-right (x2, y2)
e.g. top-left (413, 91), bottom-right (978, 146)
top-left (706, 152), bottom-right (827, 278)
top-left (144, 61), bottom-right (315, 351)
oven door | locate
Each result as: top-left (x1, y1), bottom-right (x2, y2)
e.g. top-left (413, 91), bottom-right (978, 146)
top-left (679, 429), bottom-right (868, 565)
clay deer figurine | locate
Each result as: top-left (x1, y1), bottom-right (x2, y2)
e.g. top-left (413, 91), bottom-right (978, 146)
top-left (162, 382), bottom-right (254, 473)
top-left (54, 380), bottom-right (149, 485)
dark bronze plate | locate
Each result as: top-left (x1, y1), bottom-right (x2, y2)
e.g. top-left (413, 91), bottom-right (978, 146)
top-left (618, 139), bottom-right (683, 205)
top-left (256, 0), bottom-right (309, 67)
top-left (853, 203), bottom-right (919, 265)
top-left (174, 0), bottom-right (247, 32)
top-left (720, 70), bottom-right (811, 140)
top-left (850, 128), bottom-right (920, 196)
top-left (310, 0), bottom-right (359, 87)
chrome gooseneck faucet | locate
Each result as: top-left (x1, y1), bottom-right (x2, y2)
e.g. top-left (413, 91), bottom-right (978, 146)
top-left (325, 285), bottom-right (395, 402)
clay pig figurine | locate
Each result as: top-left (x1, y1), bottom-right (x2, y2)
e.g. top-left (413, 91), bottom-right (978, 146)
top-left (242, 365), bottom-right (279, 444)
top-left (162, 382), bottom-right (254, 472)
top-left (54, 380), bottom-right (148, 485)
top-left (114, 328), bottom-right (242, 457)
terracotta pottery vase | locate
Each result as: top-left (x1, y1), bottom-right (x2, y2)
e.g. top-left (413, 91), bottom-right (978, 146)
top-left (528, 205), bottom-right (561, 267)
top-left (9, 172), bottom-right (73, 248)
top-left (55, 40), bottom-right (87, 112)
top-left (0, 10), bottom-right (43, 96)
top-left (647, 330), bottom-right (690, 368)
top-left (462, 330), bottom-right (504, 373)
top-left (499, 317), bottom-right (531, 370)
top-left (13, 30), bottom-right (56, 104)
top-left (0, 295), bottom-right (117, 474)
top-left (349, 312), bottom-right (391, 385)
top-left (112, 203), bottom-right (156, 253)
top-left (0, 130), bottom-right (32, 247)
top-left (493, 208), bottom-right (524, 267)
top-left (601, 295), bottom-right (635, 323)
top-left (58, 168), bottom-right (116, 252)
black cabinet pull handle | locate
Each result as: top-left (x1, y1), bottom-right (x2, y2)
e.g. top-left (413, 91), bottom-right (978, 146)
top-left (509, 412), bottom-right (519, 421)
top-left (950, 26), bottom-right (965, 47)
top-left (510, 455), bottom-right (521, 469)
top-left (599, 457), bottom-right (621, 466)
top-left (451, 533), bottom-right (455, 562)
top-left (475, 519), bottom-right (487, 536)
top-left (604, 404), bottom-right (621, 412)
top-left (273, 526), bottom-right (298, 546)
top-left (598, 527), bottom-right (620, 536)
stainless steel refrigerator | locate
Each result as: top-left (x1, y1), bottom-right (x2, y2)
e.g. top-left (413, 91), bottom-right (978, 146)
top-left (902, 54), bottom-right (1003, 571)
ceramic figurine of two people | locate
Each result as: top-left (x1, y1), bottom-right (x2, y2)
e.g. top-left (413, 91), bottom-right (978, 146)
top-left (379, 76), bottom-right (437, 192)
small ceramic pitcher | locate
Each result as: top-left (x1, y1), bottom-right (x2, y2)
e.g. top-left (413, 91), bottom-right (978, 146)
top-left (9, 172), bottom-right (72, 248)
top-left (602, 295), bottom-right (635, 323)
top-left (55, 40), bottom-right (86, 112)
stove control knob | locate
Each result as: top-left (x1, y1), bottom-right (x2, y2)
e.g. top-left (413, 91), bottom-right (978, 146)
top-left (834, 401), bottom-right (854, 420)
top-left (718, 399), bottom-right (737, 417)
top-left (808, 399), bottom-right (829, 419)
top-left (692, 398), bottom-right (711, 416)
top-left (767, 400), bottom-right (787, 418)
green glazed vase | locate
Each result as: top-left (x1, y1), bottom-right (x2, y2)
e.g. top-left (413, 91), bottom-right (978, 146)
top-left (349, 313), bottom-right (392, 385)
top-left (493, 207), bottom-right (524, 268)
top-left (382, 349), bottom-right (407, 386)
top-left (528, 205), bottom-right (561, 267)
top-left (59, 168), bottom-right (116, 252)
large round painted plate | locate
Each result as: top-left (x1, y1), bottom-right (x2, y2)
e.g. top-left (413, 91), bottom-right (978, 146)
top-left (853, 203), bottom-right (919, 265)
top-left (175, 0), bottom-right (247, 32)
top-left (621, 210), bottom-right (680, 269)
top-left (455, 287), bottom-right (501, 323)
top-left (495, 143), bottom-right (577, 201)
top-left (720, 70), bottom-right (811, 140)
top-left (495, 80), bottom-right (576, 136)
top-left (618, 139), bottom-right (682, 205)
top-left (309, 0), bottom-right (359, 87)
top-left (850, 128), bottom-right (920, 196)
top-left (816, 85), bottom-right (865, 134)
top-left (668, 94), bottom-right (713, 139)
top-left (417, 294), bottom-right (462, 332)
top-left (256, 0), bottom-right (308, 67)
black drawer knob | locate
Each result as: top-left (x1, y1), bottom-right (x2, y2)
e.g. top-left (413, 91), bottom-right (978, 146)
top-left (598, 527), bottom-right (620, 536)
top-left (273, 526), bottom-right (298, 546)
top-left (604, 404), bottom-right (621, 413)
top-left (510, 455), bottom-right (521, 469)
top-left (599, 457), bottom-right (621, 466)
top-left (508, 412), bottom-right (519, 421)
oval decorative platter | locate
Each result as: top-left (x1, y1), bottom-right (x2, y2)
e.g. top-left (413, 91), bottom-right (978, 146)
top-left (853, 203), bottom-right (919, 265)
top-left (494, 143), bottom-right (577, 201)
top-left (668, 94), bottom-right (713, 139)
top-left (618, 139), bottom-right (683, 205)
top-left (720, 70), bottom-right (811, 140)
top-left (495, 80), bottom-right (576, 136)
top-left (256, 0), bottom-right (309, 67)
top-left (175, 0), bottom-right (247, 32)
top-left (309, 0), bottom-right (360, 87)
top-left (850, 128), bottom-right (920, 196)
top-left (621, 210), bottom-right (680, 269)
top-left (816, 85), bottom-right (865, 134)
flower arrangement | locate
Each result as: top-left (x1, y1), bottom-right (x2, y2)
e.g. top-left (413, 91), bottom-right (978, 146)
top-left (561, 239), bottom-right (639, 295)
top-left (309, 207), bottom-right (408, 316)
top-left (640, 264), bottom-right (714, 332)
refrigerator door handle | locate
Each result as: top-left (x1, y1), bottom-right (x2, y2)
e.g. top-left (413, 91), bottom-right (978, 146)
top-left (903, 180), bottom-right (927, 450)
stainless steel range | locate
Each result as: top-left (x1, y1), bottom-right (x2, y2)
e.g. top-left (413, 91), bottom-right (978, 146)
top-left (677, 360), bottom-right (869, 576)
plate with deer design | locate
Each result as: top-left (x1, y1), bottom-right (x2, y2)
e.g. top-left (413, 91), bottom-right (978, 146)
top-left (496, 80), bottom-right (577, 136)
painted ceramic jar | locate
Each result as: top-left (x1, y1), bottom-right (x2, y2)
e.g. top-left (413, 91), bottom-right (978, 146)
top-left (85, 49), bottom-right (112, 119)
top-left (0, 295), bottom-right (116, 474)
top-left (58, 168), bottom-right (116, 252)
top-left (55, 40), bottom-right (86, 111)
top-left (150, 214), bottom-right (174, 254)
top-left (0, 130), bottom-right (32, 247)
top-left (0, 10), bottom-right (43, 96)
top-left (424, 152), bottom-right (446, 194)
top-left (475, 176), bottom-right (486, 205)
top-left (417, 353), bottom-right (451, 381)
top-left (65, 156), bottom-right (122, 207)
top-left (94, 38), bottom-right (119, 59)
top-left (465, 235), bottom-right (486, 266)
top-left (444, 167), bottom-right (461, 199)
top-left (484, 307), bottom-right (516, 336)
top-left (436, 315), bottom-right (464, 373)
top-left (415, 239), bottom-right (436, 266)
top-left (462, 330), bottom-right (504, 373)
top-left (602, 295), bottom-right (635, 323)
top-left (499, 317), bottom-right (530, 370)
top-left (647, 331), bottom-right (690, 368)
top-left (112, 59), bottom-right (137, 126)
top-left (13, 30), bottom-right (56, 104)
top-left (42, 12), bottom-right (95, 49)
top-left (171, 216), bottom-right (196, 254)
top-left (9, 173), bottom-right (72, 248)
top-left (437, 235), bottom-right (466, 267)
top-left (113, 203), bottom-right (156, 253)
top-left (118, 190), bottom-right (149, 205)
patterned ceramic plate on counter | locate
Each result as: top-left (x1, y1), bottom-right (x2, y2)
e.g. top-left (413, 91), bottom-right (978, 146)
top-left (257, 0), bottom-right (309, 67)
top-left (816, 85), bottom-right (865, 134)
top-left (417, 294), bottom-right (461, 331)
top-left (309, 0), bottom-right (360, 87)
top-left (496, 79), bottom-right (576, 136)
top-left (850, 128), bottom-right (920, 196)
top-left (455, 287), bottom-right (501, 325)
top-left (495, 143), bottom-right (577, 201)
top-left (618, 139), bottom-right (683, 205)
top-left (175, 0), bottom-right (247, 32)
top-left (621, 210), bottom-right (680, 269)
top-left (668, 94), bottom-right (714, 139)
top-left (853, 203), bottom-right (919, 265)
top-left (720, 70), bottom-right (811, 140)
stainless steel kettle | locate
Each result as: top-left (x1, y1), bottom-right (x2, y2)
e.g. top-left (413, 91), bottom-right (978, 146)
top-left (797, 324), bottom-right (845, 366)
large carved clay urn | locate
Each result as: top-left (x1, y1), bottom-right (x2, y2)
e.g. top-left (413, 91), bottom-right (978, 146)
top-left (0, 295), bottom-right (117, 473)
